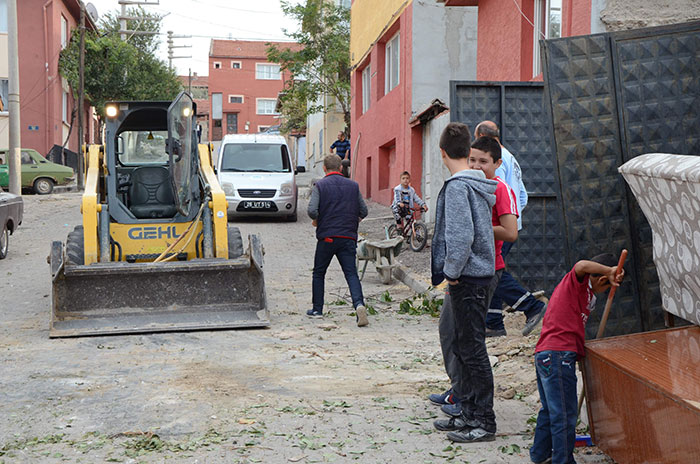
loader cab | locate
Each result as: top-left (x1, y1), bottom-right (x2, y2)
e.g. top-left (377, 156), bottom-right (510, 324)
top-left (104, 93), bottom-right (200, 224)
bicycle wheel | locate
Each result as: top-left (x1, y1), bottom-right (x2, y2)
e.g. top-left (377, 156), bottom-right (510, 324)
top-left (410, 222), bottom-right (428, 252)
top-left (387, 224), bottom-right (401, 239)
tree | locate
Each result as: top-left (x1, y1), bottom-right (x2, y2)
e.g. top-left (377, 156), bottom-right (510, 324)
top-left (58, 8), bottom-right (181, 119)
top-left (99, 6), bottom-right (163, 55)
top-left (267, 0), bottom-right (351, 134)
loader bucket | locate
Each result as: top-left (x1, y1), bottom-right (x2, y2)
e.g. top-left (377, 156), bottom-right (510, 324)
top-left (49, 236), bottom-right (269, 338)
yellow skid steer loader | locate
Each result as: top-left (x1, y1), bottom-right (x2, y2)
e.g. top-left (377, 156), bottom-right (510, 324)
top-left (48, 92), bottom-right (268, 337)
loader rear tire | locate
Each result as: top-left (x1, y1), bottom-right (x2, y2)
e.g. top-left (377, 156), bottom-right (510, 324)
top-left (66, 225), bottom-right (85, 265)
top-left (228, 226), bottom-right (244, 259)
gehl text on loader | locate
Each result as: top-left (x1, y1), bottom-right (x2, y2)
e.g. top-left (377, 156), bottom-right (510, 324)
top-left (48, 92), bottom-right (269, 337)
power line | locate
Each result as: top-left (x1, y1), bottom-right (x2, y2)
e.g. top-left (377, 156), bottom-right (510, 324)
top-left (190, 0), bottom-right (278, 14)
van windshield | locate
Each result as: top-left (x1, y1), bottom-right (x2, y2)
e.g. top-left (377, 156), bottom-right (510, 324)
top-left (221, 143), bottom-right (291, 173)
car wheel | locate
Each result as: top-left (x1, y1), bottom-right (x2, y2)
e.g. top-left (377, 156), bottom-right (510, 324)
top-left (0, 224), bottom-right (8, 259)
top-left (34, 177), bottom-right (54, 195)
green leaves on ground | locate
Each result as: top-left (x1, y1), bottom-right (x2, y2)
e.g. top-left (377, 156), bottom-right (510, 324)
top-left (498, 443), bottom-right (521, 455)
top-left (399, 292), bottom-right (443, 317)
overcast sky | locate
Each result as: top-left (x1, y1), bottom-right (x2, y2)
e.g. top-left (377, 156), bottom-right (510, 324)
top-left (87, 0), bottom-right (300, 77)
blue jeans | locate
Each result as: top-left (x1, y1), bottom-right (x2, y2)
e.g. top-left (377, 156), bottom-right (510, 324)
top-left (531, 350), bottom-right (578, 464)
top-left (312, 237), bottom-right (364, 312)
top-left (487, 241), bottom-right (545, 331)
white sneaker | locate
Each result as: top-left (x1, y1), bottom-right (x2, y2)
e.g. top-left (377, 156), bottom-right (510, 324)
top-left (356, 305), bottom-right (369, 327)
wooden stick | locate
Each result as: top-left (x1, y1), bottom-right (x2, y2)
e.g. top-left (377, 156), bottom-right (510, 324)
top-left (578, 249), bottom-right (628, 417)
top-left (596, 249), bottom-right (628, 339)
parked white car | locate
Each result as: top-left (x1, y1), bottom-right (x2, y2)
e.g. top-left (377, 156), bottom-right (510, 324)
top-left (216, 134), bottom-right (298, 222)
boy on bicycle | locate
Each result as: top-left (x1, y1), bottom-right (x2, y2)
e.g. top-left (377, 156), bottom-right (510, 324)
top-left (392, 171), bottom-right (427, 226)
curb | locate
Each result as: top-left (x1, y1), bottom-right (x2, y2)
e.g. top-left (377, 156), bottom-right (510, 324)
top-left (393, 264), bottom-right (443, 299)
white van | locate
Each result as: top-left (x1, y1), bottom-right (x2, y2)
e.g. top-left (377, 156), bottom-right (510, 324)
top-left (216, 134), bottom-right (298, 221)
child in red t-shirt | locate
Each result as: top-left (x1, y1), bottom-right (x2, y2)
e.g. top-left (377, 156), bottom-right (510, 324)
top-left (529, 254), bottom-right (624, 464)
top-left (468, 136), bottom-right (519, 274)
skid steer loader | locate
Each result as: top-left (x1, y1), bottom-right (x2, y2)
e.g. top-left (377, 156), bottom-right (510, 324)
top-left (48, 92), bottom-right (269, 337)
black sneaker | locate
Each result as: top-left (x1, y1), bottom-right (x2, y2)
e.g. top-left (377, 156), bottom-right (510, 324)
top-left (428, 389), bottom-right (460, 405)
top-left (433, 415), bottom-right (478, 432)
top-left (446, 427), bottom-right (496, 443)
top-left (306, 309), bottom-right (323, 318)
top-left (522, 301), bottom-right (547, 336)
top-left (485, 328), bottom-right (507, 337)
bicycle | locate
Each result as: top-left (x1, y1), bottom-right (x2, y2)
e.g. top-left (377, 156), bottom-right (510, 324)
top-left (387, 207), bottom-right (429, 252)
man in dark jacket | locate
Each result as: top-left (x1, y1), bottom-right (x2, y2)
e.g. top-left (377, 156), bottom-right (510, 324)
top-left (307, 154), bottom-right (369, 326)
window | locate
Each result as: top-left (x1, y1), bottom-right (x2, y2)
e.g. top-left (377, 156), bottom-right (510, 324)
top-left (61, 15), bottom-right (68, 48)
top-left (385, 32), bottom-right (400, 94)
top-left (228, 95), bottom-right (243, 104)
top-left (258, 125), bottom-right (270, 133)
top-left (533, 0), bottom-right (562, 76)
top-left (62, 91), bottom-right (68, 123)
top-left (231, 61), bottom-right (241, 69)
top-left (256, 98), bottom-right (278, 115)
top-left (21, 151), bottom-right (35, 165)
top-left (338, 0), bottom-right (351, 8)
top-left (213, 61), bottom-right (221, 69)
top-left (212, 93), bottom-right (222, 119)
top-left (361, 65), bottom-right (371, 113)
top-left (256, 63), bottom-right (281, 80)
top-left (118, 131), bottom-right (168, 165)
top-left (0, 79), bottom-right (8, 111)
top-left (0, 0), bottom-right (8, 33)
top-left (220, 143), bottom-right (291, 173)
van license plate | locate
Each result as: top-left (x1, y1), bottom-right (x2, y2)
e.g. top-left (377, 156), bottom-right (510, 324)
top-left (243, 201), bottom-right (272, 209)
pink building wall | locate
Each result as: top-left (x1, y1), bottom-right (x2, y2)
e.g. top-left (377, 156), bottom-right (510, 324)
top-left (351, 6), bottom-right (423, 206)
top-left (476, 0), bottom-right (593, 81)
top-left (17, 0), bottom-right (94, 156)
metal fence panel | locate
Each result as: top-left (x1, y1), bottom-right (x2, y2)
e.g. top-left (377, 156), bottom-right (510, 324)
top-left (542, 21), bottom-right (700, 336)
top-left (450, 82), bottom-right (566, 296)
top-left (613, 23), bottom-right (700, 331)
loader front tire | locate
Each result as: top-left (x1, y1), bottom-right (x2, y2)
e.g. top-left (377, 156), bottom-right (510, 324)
top-left (228, 226), bottom-right (244, 259)
top-left (66, 225), bottom-right (85, 265)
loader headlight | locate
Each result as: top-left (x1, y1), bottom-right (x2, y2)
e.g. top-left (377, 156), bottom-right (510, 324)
top-left (280, 182), bottom-right (293, 195)
top-left (221, 182), bottom-right (235, 196)
top-left (105, 105), bottom-right (118, 118)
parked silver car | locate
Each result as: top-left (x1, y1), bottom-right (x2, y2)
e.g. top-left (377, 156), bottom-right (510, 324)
top-left (216, 134), bottom-right (298, 222)
top-left (0, 185), bottom-right (23, 259)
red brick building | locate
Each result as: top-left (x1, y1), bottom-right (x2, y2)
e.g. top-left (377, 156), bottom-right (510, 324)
top-left (16, 0), bottom-right (98, 155)
top-left (207, 40), bottom-right (299, 141)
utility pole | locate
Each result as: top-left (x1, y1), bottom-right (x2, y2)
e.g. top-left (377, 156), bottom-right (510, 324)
top-left (188, 68), bottom-right (192, 94)
top-left (77, 1), bottom-right (85, 190)
top-left (7, 0), bottom-right (21, 195)
top-left (118, 0), bottom-right (160, 41)
top-left (167, 30), bottom-right (192, 70)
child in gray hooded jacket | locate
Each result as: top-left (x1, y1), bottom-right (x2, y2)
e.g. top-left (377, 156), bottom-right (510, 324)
top-left (430, 122), bottom-right (499, 444)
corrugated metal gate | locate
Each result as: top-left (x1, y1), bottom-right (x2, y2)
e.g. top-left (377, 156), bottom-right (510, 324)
top-left (449, 81), bottom-right (566, 297)
top-left (542, 20), bottom-right (700, 336)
